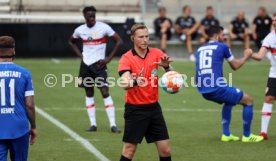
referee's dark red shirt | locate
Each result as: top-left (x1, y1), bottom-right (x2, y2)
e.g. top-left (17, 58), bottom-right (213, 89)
top-left (118, 48), bottom-right (167, 105)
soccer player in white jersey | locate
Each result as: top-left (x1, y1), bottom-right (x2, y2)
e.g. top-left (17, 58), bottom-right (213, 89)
top-left (251, 13), bottom-right (276, 140)
top-left (69, 6), bottom-right (123, 133)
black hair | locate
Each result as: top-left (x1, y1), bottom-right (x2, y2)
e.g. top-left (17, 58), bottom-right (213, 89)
top-left (207, 26), bottom-right (224, 38)
top-left (82, 6), bottom-right (97, 14)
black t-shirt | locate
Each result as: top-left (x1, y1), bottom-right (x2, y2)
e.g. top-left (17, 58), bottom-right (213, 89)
top-left (231, 18), bottom-right (249, 34)
top-left (175, 16), bottom-right (196, 29)
top-left (253, 15), bottom-right (272, 37)
top-left (153, 17), bottom-right (173, 36)
top-left (201, 16), bottom-right (220, 33)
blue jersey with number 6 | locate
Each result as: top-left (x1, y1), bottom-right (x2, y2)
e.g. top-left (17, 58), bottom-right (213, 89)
top-left (0, 62), bottom-right (34, 139)
top-left (195, 41), bottom-right (234, 94)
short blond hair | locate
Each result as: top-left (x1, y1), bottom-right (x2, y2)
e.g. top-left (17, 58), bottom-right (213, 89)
top-left (131, 24), bottom-right (148, 36)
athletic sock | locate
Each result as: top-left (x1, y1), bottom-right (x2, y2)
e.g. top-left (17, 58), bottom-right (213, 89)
top-left (222, 104), bottom-right (233, 136)
top-left (160, 156), bottom-right (172, 161)
top-left (103, 96), bottom-right (116, 127)
top-left (85, 97), bottom-right (96, 126)
top-left (261, 103), bottom-right (273, 133)
top-left (120, 155), bottom-right (132, 161)
top-left (243, 104), bottom-right (253, 137)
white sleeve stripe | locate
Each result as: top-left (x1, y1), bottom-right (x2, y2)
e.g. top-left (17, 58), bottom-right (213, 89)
top-left (25, 90), bottom-right (34, 96)
top-left (227, 55), bottom-right (234, 62)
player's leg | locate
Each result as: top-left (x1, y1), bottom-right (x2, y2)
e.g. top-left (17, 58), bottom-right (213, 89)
top-left (239, 93), bottom-right (263, 142)
top-left (260, 82), bottom-right (276, 139)
top-left (120, 143), bottom-right (137, 161)
top-left (186, 32), bottom-right (195, 61)
top-left (145, 103), bottom-right (171, 160)
top-left (84, 87), bottom-right (97, 131)
top-left (9, 133), bottom-right (29, 161)
top-left (155, 140), bottom-right (171, 161)
top-left (96, 67), bottom-right (120, 133)
top-left (120, 103), bottom-right (150, 160)
top-left (78, 61), bottom-right (97, 131)
top-left (0, 139), bottom-right (8, 161)
top-left (222, 104), bottom-right (232, 136)
top-left (260, 96), bottom-right (275, 139)
top-left (98, 86), bottom-right (120, 133)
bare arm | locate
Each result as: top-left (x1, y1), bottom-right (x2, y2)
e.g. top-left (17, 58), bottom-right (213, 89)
top-left (69, 36), bottom-right (82, 58)
top-left (251, 47), bottom-right (268, 61)
top-left (228, 49), bottom-right (252, 70)
top-left (120, 68), bottom-right (145, 90)
top-left (105, 33), bottom-right (123, 63)
top-left (26, 96), bottom-right (37, 145)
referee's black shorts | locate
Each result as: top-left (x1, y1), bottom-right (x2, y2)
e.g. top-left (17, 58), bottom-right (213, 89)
top-left (123, 102), bottom-right (169, 144)
top-left (266, 78), bottom-right (276, 97)
top-left (78, 61), bottom-right (108, 88)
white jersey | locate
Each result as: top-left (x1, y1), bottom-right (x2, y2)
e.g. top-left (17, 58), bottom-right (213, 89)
top-left (73, 21), bottom-right (115, 65)
top-left (262, 30), bottom-right (276, 78)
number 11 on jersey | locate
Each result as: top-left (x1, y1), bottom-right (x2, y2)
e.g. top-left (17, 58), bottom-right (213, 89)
top-left (0, 79), bottom-right (15, 106)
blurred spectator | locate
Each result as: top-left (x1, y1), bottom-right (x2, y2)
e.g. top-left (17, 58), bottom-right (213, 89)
top-left (252, 6), bottom-right (272, 48)
top-left (174, 5), bottom-right (199, 61)
top-left (153, 7), bottom-right (173, 52)
top-left (199, 6), bottom-right (220, 44)
top-left (226, 11), bottom-right (250, 49)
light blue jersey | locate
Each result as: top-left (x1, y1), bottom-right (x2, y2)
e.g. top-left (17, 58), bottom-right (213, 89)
top-left (0, 62), bottom-right (34, 139)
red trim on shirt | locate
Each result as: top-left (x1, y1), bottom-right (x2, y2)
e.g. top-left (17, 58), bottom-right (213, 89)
top-left (262, 112), bottom-right (272, 116)
top-left (83, 37), bottom-right (107, 45)
top-left (270, 48), bottom-right (276, 54)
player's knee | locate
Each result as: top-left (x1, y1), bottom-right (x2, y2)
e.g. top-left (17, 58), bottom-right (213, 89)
top-left (85, 88), bottom-right (94, 97)
top-left (242, 94), bottom-right (253, 105)
top-left (159, 147), bottom-right (171, 157)
top-left (99, 87), bottom-right (109, 98)
top-left (123, 145), bottom-right (136, 158)
top-left (265, 96), bottom-right (275, 104)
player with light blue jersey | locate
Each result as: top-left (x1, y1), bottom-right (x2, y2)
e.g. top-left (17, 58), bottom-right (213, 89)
top-left (0, 36), bottom-right (36, 161)
top-left (195, 26), bottom-right (263, 142)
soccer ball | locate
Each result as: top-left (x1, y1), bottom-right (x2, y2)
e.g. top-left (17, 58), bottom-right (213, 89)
top-left (160, 71), bottom-right (184, 94)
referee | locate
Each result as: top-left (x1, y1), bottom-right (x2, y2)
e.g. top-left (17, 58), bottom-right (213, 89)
top-left (118, 24), bottom-right (173, 161)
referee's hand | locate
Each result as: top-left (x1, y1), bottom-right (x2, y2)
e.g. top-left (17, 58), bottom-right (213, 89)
top-left (154, 56), bottom-right (173, 68)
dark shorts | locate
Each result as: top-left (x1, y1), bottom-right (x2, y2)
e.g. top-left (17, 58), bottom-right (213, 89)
top-left (78, 61), bottom-right (108, 88)
top-left (123, 102), bottom-right (169, 144)
top-left (202, 86), bottom-right (244, 105)
top-left (266, 78), bottom-right (276, 97)
top-left (0, 133), bottom-right (29, 161)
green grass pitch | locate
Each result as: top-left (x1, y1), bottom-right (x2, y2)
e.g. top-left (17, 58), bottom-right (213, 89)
top-left (14, 58), bottom-right (275, 161)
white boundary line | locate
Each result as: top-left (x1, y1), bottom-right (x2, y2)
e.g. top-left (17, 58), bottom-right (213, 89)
top-left (36, 106), bottom-right (110, 161)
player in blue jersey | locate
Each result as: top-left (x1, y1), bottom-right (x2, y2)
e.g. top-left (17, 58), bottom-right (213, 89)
top-left (0, 36), bottom-right (37, 161)
top-left (195, 26), bottom-right (263, 142)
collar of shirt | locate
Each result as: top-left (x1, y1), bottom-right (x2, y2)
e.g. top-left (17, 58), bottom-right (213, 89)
top-left (132, 47), bottom-right (150, 59)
